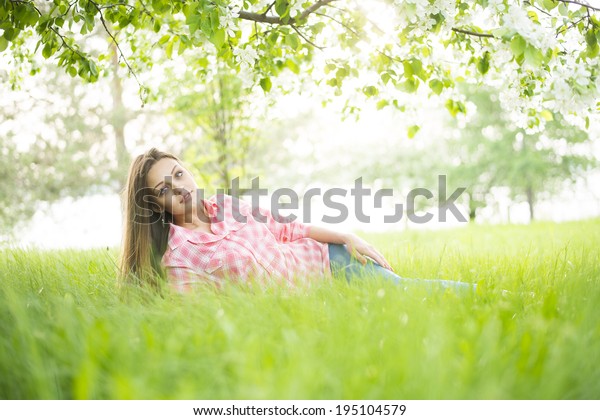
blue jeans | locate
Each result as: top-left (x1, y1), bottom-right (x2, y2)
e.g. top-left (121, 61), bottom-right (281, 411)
top-left (327, 243), bottom-right (476, 294)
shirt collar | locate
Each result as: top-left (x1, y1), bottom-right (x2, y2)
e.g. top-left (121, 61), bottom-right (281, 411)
top-left (166, 194), bottom-right (247, 250)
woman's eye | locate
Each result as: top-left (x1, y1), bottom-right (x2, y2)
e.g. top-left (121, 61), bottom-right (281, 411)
top-left (158, 171), bottom-right (183, 196)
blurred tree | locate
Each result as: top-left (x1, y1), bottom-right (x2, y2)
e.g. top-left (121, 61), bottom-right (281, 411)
top-left (109, 40), bottom-right (131, 189)
top-left (442, 84), bottom-right (597, 221)
top-left (0, 62), bottom-right (133, 237)
top-left (159, 63), bottom-right (269, 191)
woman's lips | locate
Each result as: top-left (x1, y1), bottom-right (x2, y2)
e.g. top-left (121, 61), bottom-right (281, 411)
top-left (181, 192), bottom-right (192, 203)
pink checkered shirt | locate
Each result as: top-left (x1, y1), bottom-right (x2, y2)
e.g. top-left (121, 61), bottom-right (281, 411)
top-left (161, 194), bottom-right (331, 292)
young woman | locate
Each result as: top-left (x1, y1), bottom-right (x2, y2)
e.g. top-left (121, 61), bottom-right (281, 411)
top-left (119, 148), bottom-right (475, 293)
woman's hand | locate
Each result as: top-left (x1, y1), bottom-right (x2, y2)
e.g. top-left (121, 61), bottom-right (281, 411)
top-left (343, 233), bottom-right (394, 272)
top-left (305, 225), bottom-right (395, 272)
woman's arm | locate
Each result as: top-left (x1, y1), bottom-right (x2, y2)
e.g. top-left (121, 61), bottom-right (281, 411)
top-left (306, 225), bottom-right (394, 272)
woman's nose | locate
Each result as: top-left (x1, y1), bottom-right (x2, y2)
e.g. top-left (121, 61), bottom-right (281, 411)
top-left (173, 186), bottom-right (188, 196)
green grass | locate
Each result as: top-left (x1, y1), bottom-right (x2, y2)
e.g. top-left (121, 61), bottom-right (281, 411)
top-left (1, 219), bottom-right (599, 399)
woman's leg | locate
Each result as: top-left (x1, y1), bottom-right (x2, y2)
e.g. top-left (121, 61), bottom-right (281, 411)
top-left (328, 243), bottom-right (476, 294)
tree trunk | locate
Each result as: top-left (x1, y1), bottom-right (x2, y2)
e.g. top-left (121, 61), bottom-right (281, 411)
top-left (467, 192), bottom-right (477, 222)
top-left (525, 185), bottom-right (535, 222)
top-left (111, 42), bottom-right (128, 192)
top-left (217, 76), bottom-right (230, 188)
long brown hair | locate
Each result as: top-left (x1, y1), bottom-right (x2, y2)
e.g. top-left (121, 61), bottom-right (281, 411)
top-left (118, 148), bottom-right (181, 289)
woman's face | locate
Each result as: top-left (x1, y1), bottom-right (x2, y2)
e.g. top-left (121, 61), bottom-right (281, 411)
top-left (146, 158), bottom-right (200, 218)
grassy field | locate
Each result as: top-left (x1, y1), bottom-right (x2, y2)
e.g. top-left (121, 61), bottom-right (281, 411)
top-left (1, 219), bottom-right (599, 399)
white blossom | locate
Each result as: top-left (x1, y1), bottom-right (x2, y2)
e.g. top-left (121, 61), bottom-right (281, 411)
top-left (544, 57), bottom-right (598, 115)
top-left (233, 45), bottom-right (259, 69)
top-left (501, 4), bottom-right (556, 51)
top-left (290, 1), bottom-right (305, 19)
top-left (254, 0), bottom-right (273, 11)
top-left (219, 13), bottom-right (239, 38)
top-left (219, 1), bottom-right (242, 38)
top-left (488, 0), bottom-right (506, 12)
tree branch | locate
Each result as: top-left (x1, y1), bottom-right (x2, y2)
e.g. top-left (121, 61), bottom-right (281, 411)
top-left (556, 15), bottom-right (587, 36)
top-left (49, 27), bottom-right (88, 62)
top-left (88, 1), bottom-right (144, 92)
top-left (237, 10), bottom-right (282, 24)
top-left (262, 2), bottom-right (276, 16)
top-left (451, 27), bottom-right (495, 38)
top-left (556, 0), bottom-right (600, 13)
top-left (298, 0), bottom-right (338, 22)
top-left (9, 0), bottom-right (88, 61)
top-left (524, 1), bottom-right (553, 17)
top-left (315, 12), bottom-right (361, 38)
top-left (237, 0), bottom-right (337, 25)
top-left (291, 24), bottom-right (324, 49)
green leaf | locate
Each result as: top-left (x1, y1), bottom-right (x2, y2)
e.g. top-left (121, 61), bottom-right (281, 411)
top-left (153, 0), bottom-right (171, 14)
top-left (324, 63), bottom-right (337, 74)
top-left (19, 6), bottom-right (39, 27)
top-left (3, 28), bottom-right (17, 41)
top-left (312, 22), bottom-right (326, 35)
top-left (89, 60), bottom-right (98, 77)
top-left (285, 33), bottom-right (300, 51)
top-left (400, 79), bottom-right (418, 93)
top-left (540, 110), bottom-right (553, 121)
top-left (285, 58), bottom-right (299, 74)
top-left (477, 51), bottom-right (490, 75)
top-left (402, 60), bottom-right (413, 78)
top-left (67, 66), bottom-right (77, 77)
top-left (558, 2), bottom-right (568, 16)
top-left (158, 35), bottom-right (170, 45)
top-left (362, 86), bottom-right (379, 97)
top-left (78, 59), bottom-right (90, 78)
top-left (376, 100), bottom-right (388, 110)
top-left (445, 99), bottom-right (466, 117)
top-left (524, 45), bottom-right (543, 67)
top-left (260, 77), bottom-right (272, 93)
top-left (178, 39), bottom-right (187, 55)
top-left (510, 35), bottom-right (526, 57)
top-left (407, 125), bottom-right (420, 139)
top-left (165, 38), bottom-right (175, 59)
top-left (543, 0), bottom-right (558, 11)
top-left (42, 42), bottom-right (53, 59)
top-left (527, 10), bottom-right (539, 24)
top-left (275, 0), bottom-right (290, 18)
top-left (186, 11), bottom-right (202, 33)
top-left (335, 67), bottom-right (348, 81)
top-left (585, 29), bottom-right (598, 49)
top-left (429, 78), bottom-right (443, 95)
top-left (210, 28), bottom-right (225, 49)
top-left (0, 37), bottom-right (7, 52)
top-left (411, 59), bottom-right (425, 80)
top-left (268, 31), bottom-right (279, 44)
top-left (197, 57), bottom-right (209, 67)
